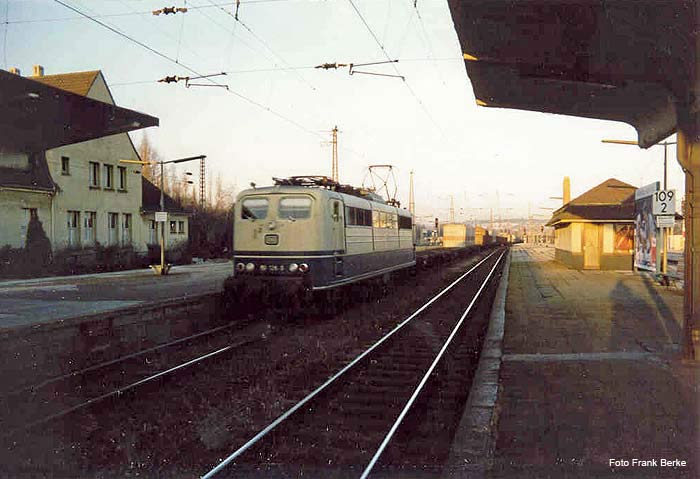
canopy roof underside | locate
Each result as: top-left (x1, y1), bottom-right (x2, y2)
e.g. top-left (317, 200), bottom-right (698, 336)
top-left (0, 69), bottom-right (158, 153)
top-left (447, 1), bottom-right (699, 147)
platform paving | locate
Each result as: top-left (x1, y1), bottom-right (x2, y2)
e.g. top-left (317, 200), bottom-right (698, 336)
top-left (0, 261), bottom-right (233, 330)
top-left (489, 245), bottom-right (699, 478)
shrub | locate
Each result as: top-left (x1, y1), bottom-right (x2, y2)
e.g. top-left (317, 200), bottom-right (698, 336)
top-left (23, 216), bottom-right (52, 274)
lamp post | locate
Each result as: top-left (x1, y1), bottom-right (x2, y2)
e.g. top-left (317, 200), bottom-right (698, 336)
top-left (121, 154), bottom-right (206, 275)
top-left (602, 138), bottom-right (676, 277)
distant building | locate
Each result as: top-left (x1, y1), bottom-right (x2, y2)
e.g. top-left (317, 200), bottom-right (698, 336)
top-left (547, 178), bottom-right (636, 270)
top-left (141, 177), bottom-right (190, 248)
top-left (442, 223), bottom-right (467, 247)
top-left (0, 67), bottom-right (187, 261)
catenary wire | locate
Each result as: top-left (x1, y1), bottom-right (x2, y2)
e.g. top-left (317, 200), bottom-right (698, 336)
top-left (203, 0), bottom-right (317, 91)
top-left (346, 0), bottom-right (443, 134)
top-left (53, 0), bottom-right (322, 137)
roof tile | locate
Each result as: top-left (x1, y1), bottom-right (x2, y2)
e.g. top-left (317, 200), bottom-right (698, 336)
top-left (31, 71), bottom-right (99, 97)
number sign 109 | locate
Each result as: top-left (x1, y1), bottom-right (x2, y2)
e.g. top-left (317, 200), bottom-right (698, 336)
top-left (652, 190), bottom-right (676, 215)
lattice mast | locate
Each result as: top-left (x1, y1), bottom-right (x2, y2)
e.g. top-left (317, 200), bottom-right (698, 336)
top-left (331, 125), bottom-right (339, 183)
top-left (409, 170), bottom-right (415, 217)
top-left (199, 157), bottom-right (206, 209)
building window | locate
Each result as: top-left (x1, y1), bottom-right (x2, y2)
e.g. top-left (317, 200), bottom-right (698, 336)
top-left (89, 162), bottom-right (100, 188)
top-left (122, 214), bottom-right (132, 245)
top-left (149, 220), bottom-right (157, 244)
top-left (61, 156), bottom-right (70, 175)
top-left (170, 221), bottom-right (177, 234)
top-left (118, 166), bottom-right (127, 190)
top-left (84, 211), bottom-right (96, 245)
top-left (67, 211), bottom-right (80, 247)
top-left (108, 212), bottom-right (119, 245)
top-left (178, 221), bottom-right (185, 234)
top-left (103, 164), bottom-right (114, 189)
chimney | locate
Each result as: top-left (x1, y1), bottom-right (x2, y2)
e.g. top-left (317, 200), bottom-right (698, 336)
top-left (32, 65), bottom-right (44, 77)
top-left (563, 176), bottom-right (571, 205)
top-left (9, 67), bottom-right (20, 75)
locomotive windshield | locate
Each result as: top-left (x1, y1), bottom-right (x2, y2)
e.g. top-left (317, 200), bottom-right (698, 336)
top-left (241, 198), bottom-right (269, 220)
top-left (279, 197), bottom-right (312, 220)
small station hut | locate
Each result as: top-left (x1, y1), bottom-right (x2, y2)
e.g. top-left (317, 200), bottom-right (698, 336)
top-left (547, 178), bottom-right (636, 270)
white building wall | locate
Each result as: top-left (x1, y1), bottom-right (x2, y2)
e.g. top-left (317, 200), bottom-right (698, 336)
top-left (554, 225), bottom-right (572, 251)
top-left (0, 190), bottom-right (53, 248)
top-left (44, 73), bottom-right (147, 253)
top-left (142, 213), bottom-right (189, 248)
top-left (571, 223), bottom-right (582, 253)
top-left (602, 224), bottom-right (614, 253)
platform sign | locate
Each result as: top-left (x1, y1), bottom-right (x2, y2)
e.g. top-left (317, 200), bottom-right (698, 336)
top-left (656, 215), bottom-right (675, 228)
top-left (653, 190), bottom-right (676, 215)
top-left (155, 211), bottom-right (168, 222)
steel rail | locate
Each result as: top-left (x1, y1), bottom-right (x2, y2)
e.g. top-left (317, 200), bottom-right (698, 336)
top-left (6, 330), bottom-right (265, 438)
top-left (3, 321), bottom-right (245, 399)
top-left (360, 249), bottom-right (507, 478)
top-left (200, 248), bottom-right (499, 479)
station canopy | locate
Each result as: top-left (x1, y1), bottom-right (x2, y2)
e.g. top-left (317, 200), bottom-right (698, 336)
top-left (0, 69), bottom-right (158, 153)
top-left (447, 1), bottom-right (699, 147)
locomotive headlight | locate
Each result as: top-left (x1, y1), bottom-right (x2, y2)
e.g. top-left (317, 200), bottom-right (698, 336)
top-left (299, 263), bottom-right (309, 273)
top-left (245, 262), bottom-right (255, 272)
top-left (235, 262), bottom-right (245, 272)
top-left (288, 263), bottom-right (299, 273)
top-left (259, 264), bottom-right (268, 272)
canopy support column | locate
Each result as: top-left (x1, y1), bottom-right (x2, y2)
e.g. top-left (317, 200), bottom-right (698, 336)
top-left (678, 131), bottom-right (700, 360)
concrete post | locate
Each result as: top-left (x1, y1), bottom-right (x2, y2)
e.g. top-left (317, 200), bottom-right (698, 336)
top-left (677, 132), bottom-right (700, 360)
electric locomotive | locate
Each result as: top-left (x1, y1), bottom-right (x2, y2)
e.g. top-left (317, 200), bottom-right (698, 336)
top-left (227, 176), bottom-right (415, 301)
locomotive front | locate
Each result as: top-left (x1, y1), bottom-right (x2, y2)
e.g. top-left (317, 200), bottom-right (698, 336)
top-left (229, 185), bottom-right (342, 301)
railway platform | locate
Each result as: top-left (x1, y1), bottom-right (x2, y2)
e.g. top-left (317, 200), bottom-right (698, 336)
top-left (0, 260), bottom-right (233, 331)
top-left (451, 244), bottom-right (699, 478)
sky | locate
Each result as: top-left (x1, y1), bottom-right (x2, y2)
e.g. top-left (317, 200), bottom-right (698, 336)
top-left (2, 0), bottom-right (687, 223)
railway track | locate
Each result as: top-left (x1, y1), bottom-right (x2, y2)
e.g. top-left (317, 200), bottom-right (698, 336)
top-left (0, 318), bottom-right (271, 440)
top-left (1, 246), bottom-right (499, 477)
top-left (202, 247), bottom-right (507, 478)
top-left (0, 247), bottom-right (483, 440)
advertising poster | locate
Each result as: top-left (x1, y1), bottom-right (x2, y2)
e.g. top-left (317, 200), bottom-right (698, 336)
top-left (614, 224), bottom-right (634, 252)
top-left (634, 182), bottom-right (659, 271)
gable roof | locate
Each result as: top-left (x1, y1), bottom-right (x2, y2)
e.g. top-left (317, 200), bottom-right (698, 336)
top-left (31, 71), bottom-right (100, 97)
top-left (141, 177), bottom-right (190, 215)
top-left (547, 178), bottom-right (637, 226)
top-left (568, 178), bottom-right (637, 206)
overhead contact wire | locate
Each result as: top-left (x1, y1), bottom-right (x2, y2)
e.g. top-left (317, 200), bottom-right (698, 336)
top-left (346, 0), bottom-right (443, 134)
top-left (52, 0), bottom-right (321, 138)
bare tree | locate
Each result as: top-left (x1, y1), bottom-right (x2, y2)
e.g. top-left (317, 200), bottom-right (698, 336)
top-left (137, 133), bottom-right (160, 181)
top-left (211, 173), bottom-right (235, 212)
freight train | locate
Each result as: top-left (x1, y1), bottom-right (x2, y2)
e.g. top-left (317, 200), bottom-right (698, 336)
top-left (225, 176), bottom-right (415, 302)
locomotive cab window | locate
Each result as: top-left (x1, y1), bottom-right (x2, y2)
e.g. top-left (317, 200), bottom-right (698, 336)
top-left (241, 198), bottom-right (269, 220)
top-left (279, 197), bottom-right (312, 220)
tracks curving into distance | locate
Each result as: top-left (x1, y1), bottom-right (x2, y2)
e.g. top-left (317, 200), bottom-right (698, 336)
top-left (201, 247), bottom-right (507, 478)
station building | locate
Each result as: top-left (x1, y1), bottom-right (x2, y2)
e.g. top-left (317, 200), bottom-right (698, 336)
top-left (0, 67), bottom-right (188, 262)
top-left (547, 178), bottom-right (636, 270)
